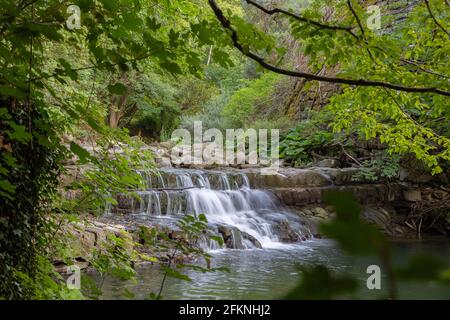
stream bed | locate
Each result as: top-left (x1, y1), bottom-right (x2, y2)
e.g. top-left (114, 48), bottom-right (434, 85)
top-left (92, 239), bottom-right (450, 300)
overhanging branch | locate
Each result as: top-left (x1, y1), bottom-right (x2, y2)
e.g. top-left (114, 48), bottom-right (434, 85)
top-left (249, 0), bottom-right (449, 79)
top-left (245, 0), bottom-right (358, 39)
top-left (424, 0), bottom-right (450, 37)
top-left (208, 0), bottom-right (450, 97)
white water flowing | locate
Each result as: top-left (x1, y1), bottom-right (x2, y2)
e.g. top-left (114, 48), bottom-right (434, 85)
top-left (186, 188), bottom-right (281, 248)
top-left (169, 169), bottom-right (283, 248)
top-left (112, 168), bottom-right (309, 249)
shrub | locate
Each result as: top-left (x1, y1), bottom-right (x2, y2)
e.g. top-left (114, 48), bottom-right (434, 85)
top-left (280, 121), bottom-right (338, 167)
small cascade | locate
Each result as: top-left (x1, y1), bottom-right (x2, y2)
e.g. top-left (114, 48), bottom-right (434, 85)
top-left (110, 168), bottom-right (311, 250)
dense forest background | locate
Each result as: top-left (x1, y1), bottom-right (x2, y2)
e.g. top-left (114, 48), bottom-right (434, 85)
top-left (0, 0), bottom-right (449, 299)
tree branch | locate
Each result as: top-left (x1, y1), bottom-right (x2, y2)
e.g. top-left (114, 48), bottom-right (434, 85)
top-left (208, 0), bottom-right (450, 97)
top-left (424, 0), bottom-right (450, 37)
top-left (346, 0), bottom-right (365, 37)
top-left (245, 0), bottom-right (358, 39)
top-left (21, 0), bottom-right (39, 10)
top-left (31, 52), bottom-right (153, 82)
top-left (399, 58), bottom-right (450, 79)
top-left (346, 0), bottom-right (375, 61)
top-left (0, 0), bottom-right (41, 37)
top-left (250, 0), bottom-right (448, 79)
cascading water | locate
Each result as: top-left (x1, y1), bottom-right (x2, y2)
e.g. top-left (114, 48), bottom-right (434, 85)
top-left (110, 168), bottom-right (311, 250)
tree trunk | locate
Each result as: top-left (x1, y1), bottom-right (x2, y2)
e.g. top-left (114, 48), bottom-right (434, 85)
top-left (108, 93), bottom-right (129, 128)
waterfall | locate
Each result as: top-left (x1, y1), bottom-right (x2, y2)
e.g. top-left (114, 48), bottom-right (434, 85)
top-left (110, 168), bottom-right (310, 250)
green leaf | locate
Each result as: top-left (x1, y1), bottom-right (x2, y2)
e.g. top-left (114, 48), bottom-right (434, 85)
top-left (284, 266), bottom-right (358, 299)
top-left (7, 123), bottom-right (32, 144)
top-left (0, 86), bottom-right (26, 99)
top-left (210, 236), bottom-right (224, 246)
top-left (85, 116), bottom-right (105, 134)
top-left (70, 142), bottom-right (92, 163)
top-left (162, 266), bottom-right (192, 282)
top-left (397, 255), bottom-right (448, 281)
top-left (160, 61), bottom-right (182, 75)
top-left (0, 179), bottom-right (16, 194)
top-left (0, 107), bottom-right (9, 118)
top-left (320, 191), bottom-right (388, 255)
top-left (107, 83), bottom-right (128, 95)
top-left (98, 0), bottom-right (119, 11)
top-left (323, 191), bottom-right (361, 222)
top-left (319, 221), bottom-right (387, 255)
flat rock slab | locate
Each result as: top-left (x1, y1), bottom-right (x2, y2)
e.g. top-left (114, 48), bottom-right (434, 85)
top-left (270, 184), bottom-right (402, 206)
top-left (240, 168), bottom-right (333, 188)
top-left (228, 167), bottom-right (368, 188)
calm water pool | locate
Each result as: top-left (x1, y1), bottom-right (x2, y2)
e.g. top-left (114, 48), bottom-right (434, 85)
top-left (90, 239), bottom-right (450, 300)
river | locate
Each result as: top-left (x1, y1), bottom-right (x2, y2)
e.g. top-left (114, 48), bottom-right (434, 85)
top-left (92, 239), bottom-right (450, 300)
top-left (96, 168), bottom-right (450, 300)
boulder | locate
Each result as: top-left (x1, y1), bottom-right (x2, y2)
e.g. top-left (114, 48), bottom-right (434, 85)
top-left (363, 207), bottom-right (391, 231)
top-left (218, 225), bottom-right (232, 241)
top-left (273, 220), bottom-right (300, 242)
top-left (159, 140), bottom-right (175, 149)
top-left (217, 225), bottom-right (262, 249)
top-left (403, 189), bottom-right (422, 202)
top-left (155, 156), bottom-right (172, 168)
top-left (66, 227), bottom-right (97, 260)
top-left (114, 194), bottom-right (135, 211)
top-left (432, 190), bottom-right (447, 200)
top-left (315, 159), bottom-right (340, 168)
top-left (218, 225), bottom-right (243, 249)
top-left (59, 220), bottom-right (134, 264)
top-left (319, 168), bottom-right (361, 185)
top-left (241, 232), bottom-right (263, 249)
top-left (313, 207), bottom-right (328, 218)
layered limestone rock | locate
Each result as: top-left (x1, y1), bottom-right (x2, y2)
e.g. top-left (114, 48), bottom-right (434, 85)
top-left (272, 184), bottom-right (401, 206)
top-left (292, 205), bottom-right (416, 239)
top-left (54, 220), bottom-right (134, 273)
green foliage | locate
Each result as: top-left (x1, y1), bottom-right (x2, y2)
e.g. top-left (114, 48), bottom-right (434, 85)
top-left (280, 121), bottom-right (338, 167)
top-left (205, 62), bottom-right (254, 94)
top-left (180, 61), bottom-right (261, 132)
top-left (222, 72), bottom-right (281, 128)
top-left (251, 117), bottom-right (295, 133)
top-left (181, 94), bottom-right (233, 131)
top-left (137, 214), bottom-right (228, 300)
top-left (215, 0), bottom-right (450, 174)
top-left (68, 130), bottom-right (154, 215)
top-left (0, 104), bottom-right (64, 299)
top-left (125, 72), bottom-right (181, 139)
top-left (11, 255), bottom-right (84, 300)
top-left (89, 234), bottom-right (136, 298)
top-left (1, 0), bottom-right (449, 300)
top-left (0, 0), bottom-right (227, 299)
top-left (176, 77), bottom-right (219, 115)
top-left (320, 192), bottom-right (389, 255)
top-left (328, 87), bottom-right (450, 175)
top-left (352, 152), bottom-right (401, 183)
